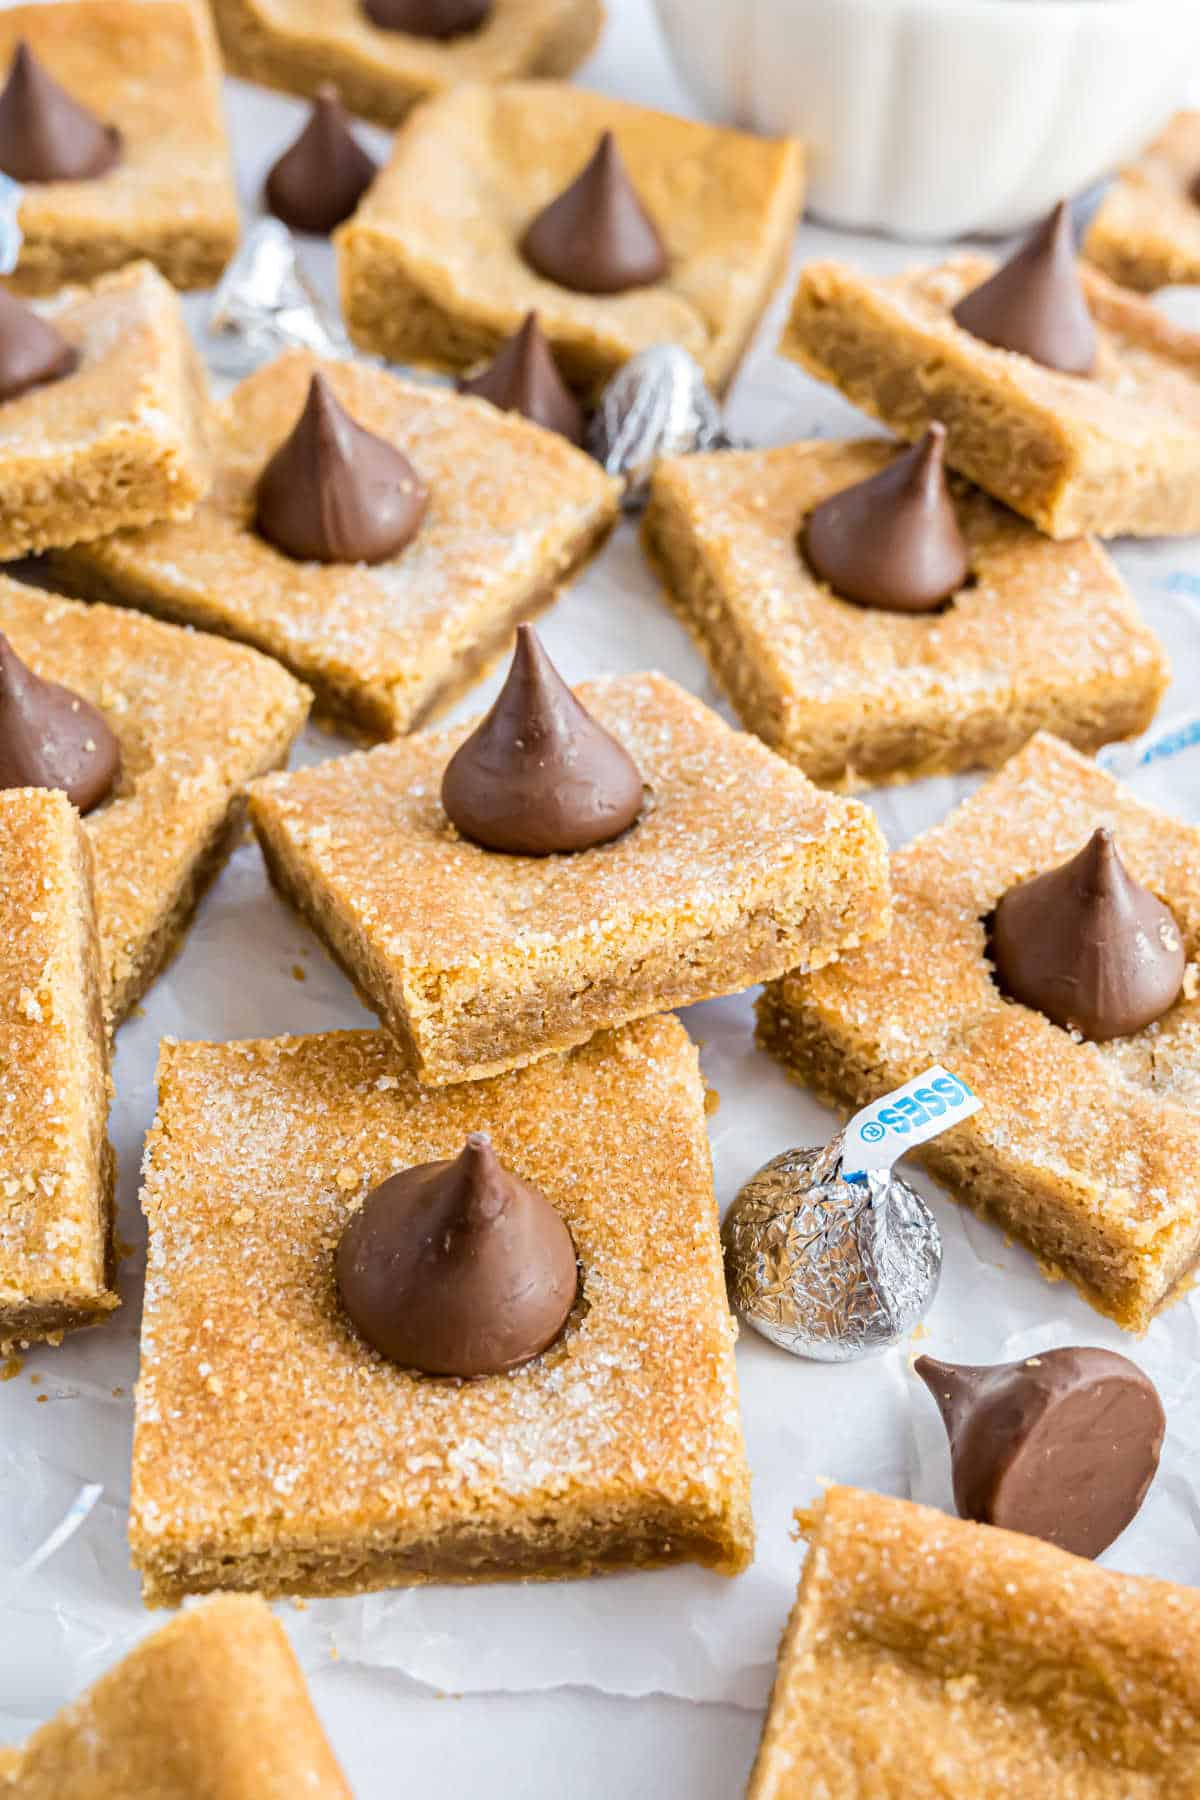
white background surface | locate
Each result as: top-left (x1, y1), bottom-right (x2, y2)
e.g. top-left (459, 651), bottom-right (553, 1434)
top-left (4, 3), bottom-right (1200, 1794)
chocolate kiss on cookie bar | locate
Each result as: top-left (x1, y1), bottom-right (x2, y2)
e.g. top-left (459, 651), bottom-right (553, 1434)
top-left (337, 1132), bottom-right (578, 1377)
top-left (521, 130), bottom-right (668, 296)
top-left (803, 424), bottom-right (969, 614)
top-left (0, 38), bottom-right (119, 183)
top-left (0, 633), bottom-right (119, 813)
top-left (442, 625), bottom-right (644, 856)
top-left (255, 371), bottom-right (427, 565)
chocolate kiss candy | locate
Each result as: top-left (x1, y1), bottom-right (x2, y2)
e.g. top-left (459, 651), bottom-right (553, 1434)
top-left (360, 0), bottom-right (491, 37)
top-left (254, 371), bottom-right (427, 564)
top-left (264, 86), bottom-right (377, 237)
top-left (951, 200), bottom-right (1096, 376)
top-left (803, 425), bottom-right (969, 613)
top-left (915, 1348), bottom-right (1165, 1559)
top-left (459, 312), bottom-right (585, 446)
top-left (0, 633), bottom-right (119, 813)
top-left (441, 624), bottom-right (644, 855)
top-left (0, 286), bottom-right (76, 401)
top-left (336, 1133), bottom-right (578, 1377)
top-left (521, 131), bottom-right (668, 296)
top-left (0, 41), bottom-right (120, 184)
top-left (990, 827), bottom-right (1185, 1042)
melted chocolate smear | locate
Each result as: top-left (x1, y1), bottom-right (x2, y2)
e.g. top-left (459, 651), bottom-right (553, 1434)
top-left (521, 131), bottom-right (668, 295)
top-left (803, 425), bottom-right (969, 613)
top-left (336, 1133), bottom-right (578, 1377)
top-left (916, 1348), bottom-right (1165, 1559)
top-left (441, 624), bottom-right (644, 856)
top-left (254, 371), bottom-right (427, 565)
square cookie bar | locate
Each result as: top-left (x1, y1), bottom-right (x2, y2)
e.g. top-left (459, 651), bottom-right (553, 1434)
top-left (0, 580), bottom-right (310, 1029)
top-left (748, 1486), bottom-right (1200, 1800)
top-left (0, 1596), bottom-right (350, 1797)
top-left (336, 83), bottom-right (804, 394)
top-left (644, 439), bottom-right (1168, 790)
top-left (129, 1017), bottom-right (754, 1602)
top-left (249, 672), bottom-right (890, 1086)
top-left (211, 0), bottom-right (603, 129)
top-left (758, 732), bottom-right (1200, 1331)
top-left (53, 350), bottom-right (620, 740)
top-left (782, 254), bottom-right (1200, 539)
top-left (0, 262), bottom-right (209, 560)
top-left (0, 789), bottom-right (114, 1353)
top-left (0, 0), bottom-right (238, 296)
top-left (1085, 113), bottom-right (1200, 293)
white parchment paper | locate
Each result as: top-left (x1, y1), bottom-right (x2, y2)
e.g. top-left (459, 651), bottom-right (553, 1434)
top-left (4, 70), bottom-right (1200, 1742)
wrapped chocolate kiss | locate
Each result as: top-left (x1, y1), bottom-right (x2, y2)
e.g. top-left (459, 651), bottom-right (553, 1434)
top-left (205, 217), bottom-right (355, 377)
top-left (722, 1066), bottom-right (980, 1361)
top-left (589, 343), bottom-right (736, 507)
top-left (0, 172), bottom-right (21, 274)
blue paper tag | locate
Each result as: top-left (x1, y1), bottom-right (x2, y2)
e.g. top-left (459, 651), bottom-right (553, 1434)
top-left (841, 1065), bottom-right (981, 1182)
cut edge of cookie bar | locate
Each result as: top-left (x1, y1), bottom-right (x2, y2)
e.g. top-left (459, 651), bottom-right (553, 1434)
top-left (0, 263), bottom-right (212, 560)
top-left (746, 1485), bottom-right (1200, 1800)
top-left (2, 1596), bottom-right (352, 1797)
top-left (0, 792), bottom-right (117, 1354)
top-left (780, 255), bottom-right (1200, 540)
top-left (642, 444), bottom-right (1168, 790)
top-left (757, 732), bottom-right (1200, 1332)
top-left (209, 0), bottom-right (604, 129)
top-left (1084, 112), bottom-right (1200, 294)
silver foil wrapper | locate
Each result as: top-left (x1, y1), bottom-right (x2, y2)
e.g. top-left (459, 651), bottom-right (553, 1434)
top-left (205, 217), bottom-right (354, 377)
top-left (0, 174), bottom-right (22, 275)
top-left (722, 1134), bottom-right (942, 1361)
top-left (588, 343), bottom-right (735, 507)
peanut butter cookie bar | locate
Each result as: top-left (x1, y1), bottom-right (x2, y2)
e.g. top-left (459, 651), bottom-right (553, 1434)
top-left (758, 731), bottom-right (1200, 1331)
top-left (0, 580), bottom-right (310, 1029)
top-left (0, 263), bottom-right (210, 560)
top-left (0, 1596), bottom-right (350, 1797)
top-left (53, 349), bottom-right (620, 740)
top-left (211, 0), bottom-right (603, 128)
top-left (336, 83), bottom-right (804, 394)
top-left (0, 1), bottom-right (239, 296)
top-left (0, 789), bottom-right (114, 1354)
top-left (644, 439), bottom-right (1168, 790)
top-left (129, 1017), bottom-right (754, 1602)
top-left (782, 255), bottom-right (1200, 539)
top-left (249, 672), bottom-right (890, 1086)
top-left (1085, 113), bottom-right (1200, 293)
top-left (748, 1486), bottom-right (1200, 1799)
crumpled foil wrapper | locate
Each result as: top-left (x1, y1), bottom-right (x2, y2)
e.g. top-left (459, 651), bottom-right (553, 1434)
top-left (722, 1135), bottom-right (942, 1361)
top-left (588, 343), bottom-right (736, 507)
top-left (205, 216), bottom-right (355, 376)
top-left (0, 174), bottom-right (23, 275)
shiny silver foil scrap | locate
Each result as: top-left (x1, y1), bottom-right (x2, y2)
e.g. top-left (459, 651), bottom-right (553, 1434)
top-left (722, 1135), bottom-right (942, 1362)
top-left (588, 343), bottom-right (737, 507)
top-left (205, 217), bottom-right (355, 377)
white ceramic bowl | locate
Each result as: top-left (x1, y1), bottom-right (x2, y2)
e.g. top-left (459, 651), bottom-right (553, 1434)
top-left (652, 0), bottom-right (1200, 239)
